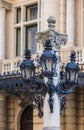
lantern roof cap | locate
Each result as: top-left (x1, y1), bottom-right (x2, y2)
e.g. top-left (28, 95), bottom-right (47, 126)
top-left (25, 49), bottom-right (31, 59)
top-left (20, 59), bottom-right (34, 69)
top-left (19, 49), bottom-right (35, 69)
top-left (65, 51), bottom-right (80, 72)
top-left (41, 49), bottom-right (55, 58)
top-left (65, 62), bottom-right (80, 71)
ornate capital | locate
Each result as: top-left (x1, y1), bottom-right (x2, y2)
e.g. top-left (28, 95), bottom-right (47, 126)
top-left (0, 0), bottom-right (12, 10)
top-left (35, 16), bottom-right (68, 51)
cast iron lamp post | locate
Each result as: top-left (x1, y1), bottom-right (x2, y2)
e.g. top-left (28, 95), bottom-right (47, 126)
top-left (19, 16), bottom-right (80, 130)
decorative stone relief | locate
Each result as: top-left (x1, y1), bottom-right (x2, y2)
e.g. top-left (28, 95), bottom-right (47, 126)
top-left (35, 16), bottom-right (68, 51)
top-left (0, 0), bottom-right (12, 10)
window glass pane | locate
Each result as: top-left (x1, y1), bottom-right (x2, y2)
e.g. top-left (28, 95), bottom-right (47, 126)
top-left (16, 28), bottom-right (21, 56)
top-left (39, 1), bottom-right (41, 18)
top-left (83, 12), bottom-right (84, 44)
top-left (25, 25), bottom-right (37, 54)
top-left (16, 8), bottom-right (21, 23)
top-left (26, 4), bottom-right (38, 21)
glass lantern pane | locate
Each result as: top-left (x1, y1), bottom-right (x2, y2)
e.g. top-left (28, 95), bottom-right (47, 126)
top-left (66, 72), bottom-right (69, 80)
top-left (22, 69), bottom-right (26, 79)
top-left (75, 73), bottom-right (78, 83)
top-left (46, 58), bottom-right (53, 71)
top-left (41, 60), bottom-right (46, 72)
top-left (26, 68), bottom-right (31, 79)
top-left (31, 70), bottom-right (34, 77)
top-left (70, 70), bottom-right (75, 81)
top-left (53, 61), bottom-right (56, 70)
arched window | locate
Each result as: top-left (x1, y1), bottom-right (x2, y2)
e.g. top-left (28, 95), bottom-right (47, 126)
top-left (20, 106), bottom-right (33, 130)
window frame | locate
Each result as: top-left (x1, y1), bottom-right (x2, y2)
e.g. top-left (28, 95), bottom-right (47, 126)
top-left (14, 1), bottom-right (41, 57)
top-left (25, 4), bottom-right (38, 21)
top-left (16, 7), bottom-right (21, 24)
top-left (25, 24), bottom-right (37, 54)
top-left (16, 27), bottom-right (21, 56)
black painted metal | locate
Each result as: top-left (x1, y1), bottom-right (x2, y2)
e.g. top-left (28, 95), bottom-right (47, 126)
top-left (65, 51), bottom-right (80, 84)
top-left (40, 40), bottom-right (57, 77)
top-left (19, 49), bottom-right (35, 81)
top-left (0, 46), bottom-right (80, 117)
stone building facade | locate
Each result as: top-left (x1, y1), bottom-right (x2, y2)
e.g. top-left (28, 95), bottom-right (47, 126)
top-left (0, 0), bottom-right (84, 130)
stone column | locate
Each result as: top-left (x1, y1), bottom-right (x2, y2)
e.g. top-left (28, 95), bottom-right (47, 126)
top-left (66, 0), bottom-right (75, 46)
top-left (65, 92), bottom-right (77, 130)
top-left (60, 0), bottom-right (66, 33)
top-left (7, 96), bottom-right (15, 130)
top-left (41, 0), bottom-right (60, 31)
top-left (0, 92), bottom-right (7, 130)
top-left (43, 51), bottom-right (61, 130)
top-left (77, 88), bottom-right (84, 130)
top-left (75, 0), bottom-right (82, 46)
top-left (0, 3), bottom-right (6, 59)
top-left (43, 93), bottom-right (60, 130)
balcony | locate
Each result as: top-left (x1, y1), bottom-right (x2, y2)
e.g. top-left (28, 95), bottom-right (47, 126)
top-left (0, 57), bottom-right (23, 75)
top-left (0, 54), bottom-right (38, 75)
top-left (0, 47), bottom-right (84, 75)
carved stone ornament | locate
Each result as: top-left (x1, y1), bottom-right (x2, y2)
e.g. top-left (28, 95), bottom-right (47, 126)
top-left (35, 16), bottom-right (68, 51)
top-left (0, 0), bottom-right (12, 10)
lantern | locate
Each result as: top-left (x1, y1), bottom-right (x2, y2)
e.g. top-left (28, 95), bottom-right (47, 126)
top-left (19, 49), bottom-right (35, 81)
top-left (40, 40), bottom-right (57, 77)
top-left (65, 51), bottom-right (80, 84)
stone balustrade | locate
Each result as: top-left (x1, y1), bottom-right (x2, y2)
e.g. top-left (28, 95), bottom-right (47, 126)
top-left (0, 57), bottom-right (23, 75)
top-left (0, 54), bottom-right (38, 75)
top-left (61, 46), bottom-right (84, 72)
top-left (0, 47), bottom-right (84, 75)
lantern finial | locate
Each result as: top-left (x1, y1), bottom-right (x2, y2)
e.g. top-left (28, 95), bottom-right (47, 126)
top-left (70, 51), bottom-right (76, 62)
top-left (44, 39), bottom-right (52, 50)
top-left (25, 49), bottom-right (31, 59)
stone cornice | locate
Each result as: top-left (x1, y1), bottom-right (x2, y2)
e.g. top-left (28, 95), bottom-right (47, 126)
top-left (0, 0), bottom-right (12, 10)
top-left (3, 0), bottom-right (12, 3)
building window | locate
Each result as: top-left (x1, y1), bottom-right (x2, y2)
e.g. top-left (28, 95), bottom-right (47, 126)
top-left (25, 25), bottom-right (37, 54)
top-left (14, 2), bottom-right (41, 57)
top-left (16, 8), bottom-right (21, 23)
top-left (16, 28), bottom-right (21, 56)
top-left (26, 4), bottom-right (38, 21)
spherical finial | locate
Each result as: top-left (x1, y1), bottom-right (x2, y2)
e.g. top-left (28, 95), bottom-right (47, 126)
top-left (47, 16), bottom-right (56, 29)
top-left (47, 16), bottom-right (56, 24)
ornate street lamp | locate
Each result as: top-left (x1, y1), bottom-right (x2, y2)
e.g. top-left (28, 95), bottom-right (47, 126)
top-left (0, 16), bottom-right (81, 130)
top-left (65, 51), bottom-right (80, 84)
top-left (40, 39), bottom-right (57, 77)
top-left (19, 49), bottom-right (35, 81)
top-left (19, 16), bottom-right (80, 115)
top-left (19, 42), bottom-right (80, 114)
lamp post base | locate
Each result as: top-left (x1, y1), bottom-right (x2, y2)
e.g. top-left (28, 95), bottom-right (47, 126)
top-left (43, 127), bottom-right (61, 130)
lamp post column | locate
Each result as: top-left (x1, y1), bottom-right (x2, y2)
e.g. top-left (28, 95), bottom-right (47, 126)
top-left (35, 16), bottom-right (68, 130)
top-left (43, 49), bottom-right (61, 130)
top-left (43, 93), bottom-right (60, 130)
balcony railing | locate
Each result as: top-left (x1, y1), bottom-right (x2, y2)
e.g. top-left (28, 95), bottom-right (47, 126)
top-left (61, 46), bottom-right (84, 72)
top-left (0, 47), bottom-right (84, 75)
top-left (0, 57), bottom-right (23, 75)
top-left (0, 54), bottom-right (38, 75)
